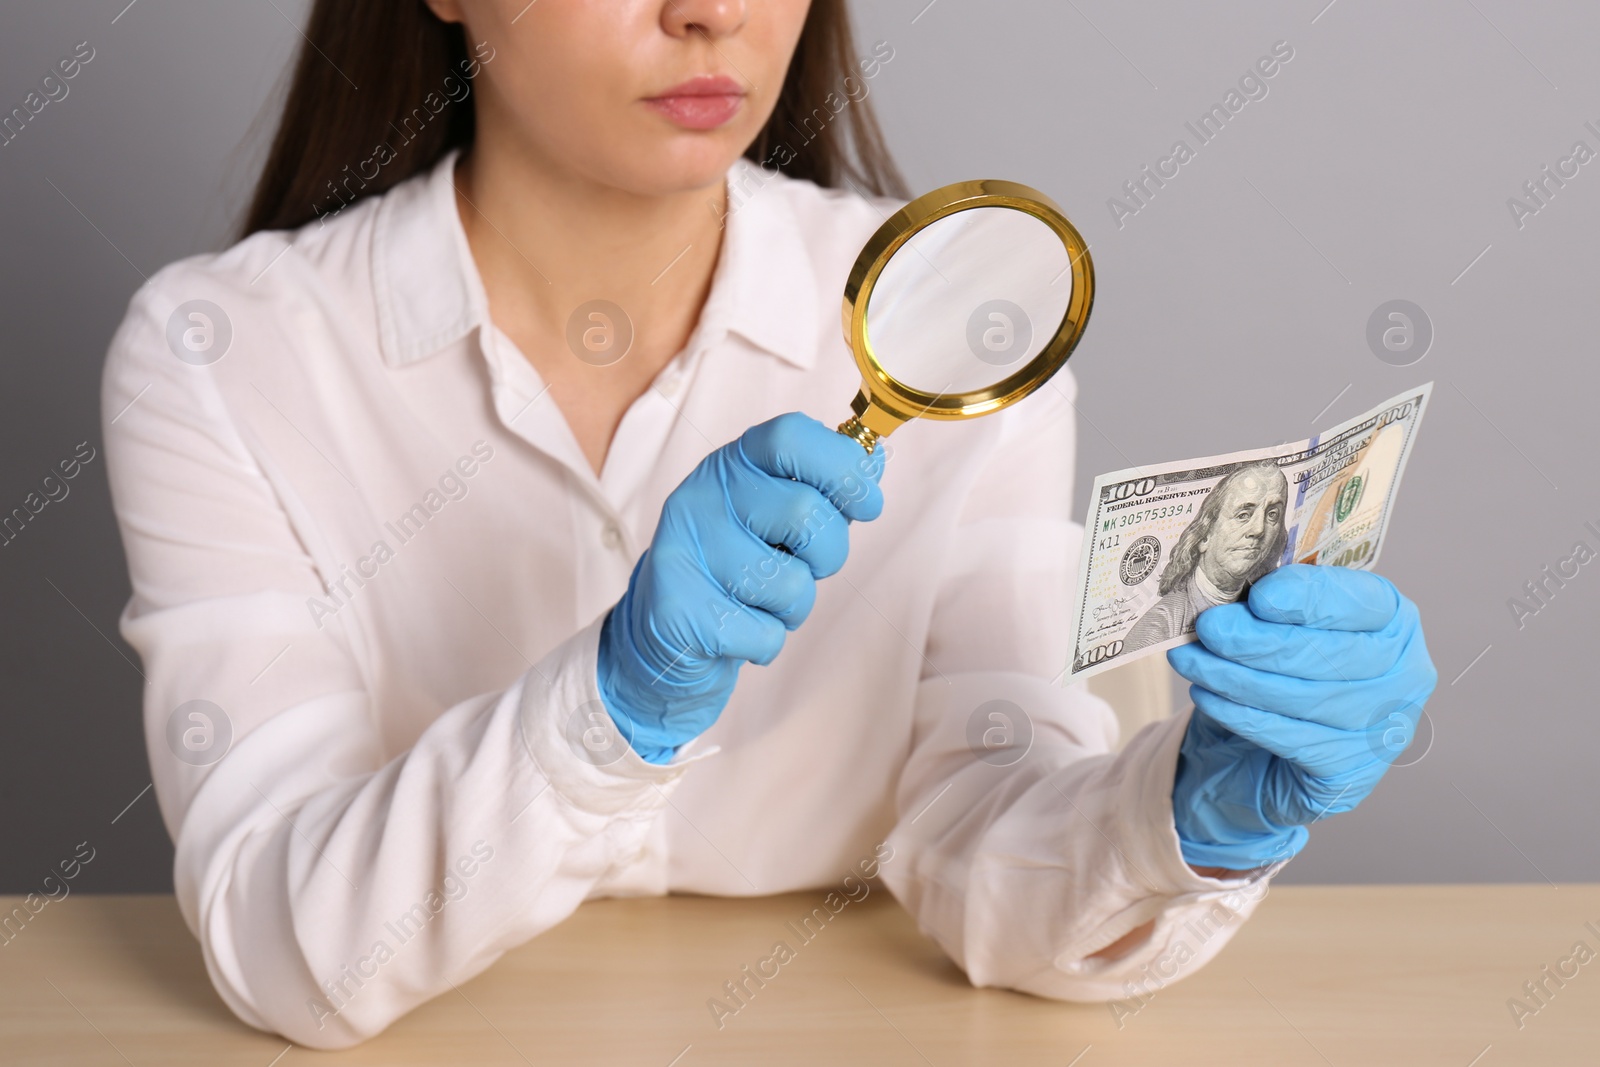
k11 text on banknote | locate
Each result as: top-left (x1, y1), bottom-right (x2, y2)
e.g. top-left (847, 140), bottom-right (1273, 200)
top-left (1065, 384), bottom-right (1433, 683)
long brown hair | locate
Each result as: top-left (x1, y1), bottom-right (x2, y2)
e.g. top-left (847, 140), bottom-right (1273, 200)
top-left (241, 0), bottom-right (907, 237)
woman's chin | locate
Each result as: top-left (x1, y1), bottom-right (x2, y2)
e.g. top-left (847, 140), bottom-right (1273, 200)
top-left (599, 125), bottom-right (760, 196)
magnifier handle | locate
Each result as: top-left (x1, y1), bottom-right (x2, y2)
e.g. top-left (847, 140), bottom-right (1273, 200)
top-left (836, 391), bottom-right (909, 453)
top-left (836, 414), bottom-right (882, 454)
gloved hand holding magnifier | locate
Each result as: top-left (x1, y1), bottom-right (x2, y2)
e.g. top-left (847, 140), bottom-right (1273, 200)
top-left (599, 181), bottom-right (1100, 764)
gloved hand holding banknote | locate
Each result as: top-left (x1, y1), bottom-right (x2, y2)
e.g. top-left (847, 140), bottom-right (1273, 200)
top-left (1065, 385), bottom-right (1439, 870)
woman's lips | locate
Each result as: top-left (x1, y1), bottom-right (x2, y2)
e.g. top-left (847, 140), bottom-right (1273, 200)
top-left (644, 74), bottom-right (745, 130)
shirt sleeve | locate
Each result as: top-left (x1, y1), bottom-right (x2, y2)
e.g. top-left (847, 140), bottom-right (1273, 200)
top-left (102, 268), bottom-right (702, 1049)
top-left (878, 368), bottom-right (1282, 1004)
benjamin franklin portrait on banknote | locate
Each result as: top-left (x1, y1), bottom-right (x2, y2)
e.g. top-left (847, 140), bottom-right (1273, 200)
top-left (1121, 460), bottom-right (1289, 653)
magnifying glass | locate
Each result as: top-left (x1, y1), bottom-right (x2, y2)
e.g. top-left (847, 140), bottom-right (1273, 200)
top-left (834, 179), bottom-right (1095, 453)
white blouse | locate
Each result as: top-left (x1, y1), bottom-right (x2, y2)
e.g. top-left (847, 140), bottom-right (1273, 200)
top-left (101, 149), bottom-right (1271, 1048)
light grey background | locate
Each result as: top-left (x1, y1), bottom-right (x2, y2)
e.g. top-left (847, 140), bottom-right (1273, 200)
top-left (1, 0), bottom-right (1594, 892)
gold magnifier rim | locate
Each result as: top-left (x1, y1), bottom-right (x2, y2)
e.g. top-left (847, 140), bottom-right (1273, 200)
top-left (842, 179), bottom-right (1095, 425)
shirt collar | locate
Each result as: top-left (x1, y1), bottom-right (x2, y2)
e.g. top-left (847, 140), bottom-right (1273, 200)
top-left (372, 150), bottom-right (819, 371)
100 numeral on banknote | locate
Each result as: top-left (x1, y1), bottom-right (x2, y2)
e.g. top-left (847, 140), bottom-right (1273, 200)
top-left (1066, 384), bottom-right (1433, 682)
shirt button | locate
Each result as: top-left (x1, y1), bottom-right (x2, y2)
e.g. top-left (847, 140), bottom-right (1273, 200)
top-left (658, 375), bottom-right (682, 397)
top-left (601, 523), bottom-right (624, 550)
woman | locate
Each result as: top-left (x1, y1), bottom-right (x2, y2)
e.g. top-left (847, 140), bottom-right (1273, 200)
top-left (102, 0), bottom-right (1436, 1049)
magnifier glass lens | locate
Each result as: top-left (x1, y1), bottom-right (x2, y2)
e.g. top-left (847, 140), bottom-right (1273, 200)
top-left (863, 206), bottom-right (1075, 396)
top-left (835, 180), bottom-right (1094, 453)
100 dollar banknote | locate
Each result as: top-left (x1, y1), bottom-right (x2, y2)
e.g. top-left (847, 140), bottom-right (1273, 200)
top-left (1065, 383), bottom-right (1433, 683)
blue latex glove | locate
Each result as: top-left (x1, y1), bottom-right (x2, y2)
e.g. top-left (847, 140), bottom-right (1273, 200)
top-left (1166, 564), bottom-right (1437, 870)
top-left (597, 412), bottom-right (885, 763)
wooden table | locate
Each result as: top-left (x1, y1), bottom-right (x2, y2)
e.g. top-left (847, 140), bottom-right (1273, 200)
top-left (3, 886), bottom-right (1597, 1065)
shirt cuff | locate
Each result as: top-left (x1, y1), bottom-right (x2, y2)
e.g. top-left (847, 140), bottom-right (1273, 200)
top-left (516, 611), bottom-right (719, 818)
top-left (1114, 707), bottom-right (1286, 899)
